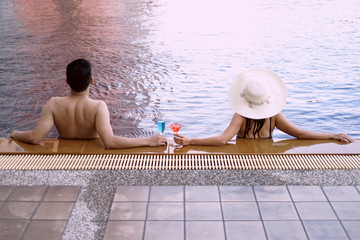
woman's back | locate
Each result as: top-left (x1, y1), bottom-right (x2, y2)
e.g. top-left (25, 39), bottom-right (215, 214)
top-left (237, 116), bottom-right (275, 139)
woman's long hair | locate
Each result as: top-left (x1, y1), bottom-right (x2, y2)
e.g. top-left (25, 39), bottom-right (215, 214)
top-left (243, 118), bottom-right (266, 138)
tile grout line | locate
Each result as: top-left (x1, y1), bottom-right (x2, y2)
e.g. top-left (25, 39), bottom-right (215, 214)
top-left (286, 185), bottom-right (310, 240)
top-left (0, 185), bottom-right (15, 209)
top-left (183, 186), bottom-right (186, 240)
top-left (142, 186), bottom-right (151, 240)
top-left (19, 186), bottom-right (50, 240)
top-left (2, 185), bottom-right (16, 202)
top-left (321, 186), bottom-right (352, 240)
top-left (252, 186), bottom-right (269, 240)
top-left (217, 186), bottom-right (227, 240)
top-left (0, 185), bottom-right (27, 238)
top-left (355, 186), bottom-right (360, 195)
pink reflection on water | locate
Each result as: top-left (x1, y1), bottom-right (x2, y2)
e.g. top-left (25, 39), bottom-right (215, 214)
top-left (9, 0), bottom-right (167, 137)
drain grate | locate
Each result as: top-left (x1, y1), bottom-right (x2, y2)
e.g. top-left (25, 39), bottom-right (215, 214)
top-left (0, 154), bottom-right (359, 170)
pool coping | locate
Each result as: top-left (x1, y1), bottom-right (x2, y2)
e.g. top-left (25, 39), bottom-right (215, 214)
top-left (1, 138), bottom-right (359, 155)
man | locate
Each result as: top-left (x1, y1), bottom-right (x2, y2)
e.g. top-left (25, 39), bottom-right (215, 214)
top-left (11, 59), bottom-right (167, 148)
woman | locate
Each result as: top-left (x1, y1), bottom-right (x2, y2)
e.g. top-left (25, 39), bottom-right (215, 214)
top-left (174, 68), bottom-right (354, 146)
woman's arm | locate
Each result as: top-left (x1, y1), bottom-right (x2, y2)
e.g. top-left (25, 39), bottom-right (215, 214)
top-left (174, 113), bottom-right (244, 146)
top-left (275, 113), bottom-right (354, 142)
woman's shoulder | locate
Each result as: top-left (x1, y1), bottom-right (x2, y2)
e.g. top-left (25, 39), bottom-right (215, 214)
top-left (232, 113), bottom-right (247, 124)
top-left (233, 113), bottom-right (246, 119)
top-left (273, 112), bottom-right (285, 120)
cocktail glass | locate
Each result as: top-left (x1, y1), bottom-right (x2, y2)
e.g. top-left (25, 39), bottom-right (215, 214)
top-left (169, 122), bottom-right (182, 147)
top-left (157, 120), bottom-right (165, 135)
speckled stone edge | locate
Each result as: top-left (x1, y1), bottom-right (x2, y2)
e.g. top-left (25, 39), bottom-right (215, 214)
top-left (1, 169), bottom-right (359, 239)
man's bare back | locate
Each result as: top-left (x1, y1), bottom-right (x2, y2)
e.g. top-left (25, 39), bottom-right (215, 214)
top-left (11, 58), bottom-right (167, 148)
top-left (51, 95), bottom-right (102, 139)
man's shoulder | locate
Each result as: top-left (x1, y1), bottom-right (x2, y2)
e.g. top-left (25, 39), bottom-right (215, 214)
top-left (88, 98), bottom-right (105, 103)
top-left (89, 98), bottom-right (107, 107)
top-left (43, 97), bottom-right (60, 107)
top-left (48, 96), bottom-right (66, 103)
top-left (86, 99), bottom-right (108, 114)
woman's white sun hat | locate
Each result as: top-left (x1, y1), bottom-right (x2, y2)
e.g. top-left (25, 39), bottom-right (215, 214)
top-left (229, 68), bottom-right (287, 119)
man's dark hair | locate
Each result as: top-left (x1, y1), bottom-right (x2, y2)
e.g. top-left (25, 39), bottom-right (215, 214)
top-left (66, 59), bottom-right (92, 92)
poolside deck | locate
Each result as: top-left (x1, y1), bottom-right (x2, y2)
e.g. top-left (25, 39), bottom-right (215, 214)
top-left (0, 138), bottom-right (359, 239)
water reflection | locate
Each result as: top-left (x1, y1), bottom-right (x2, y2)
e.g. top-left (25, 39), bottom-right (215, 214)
top-left (1, 0), bottom-right (174, 137)
top-left (174, 138), bottom-right (359, 155)
top-left (0, 0), bottom-right (359, 139)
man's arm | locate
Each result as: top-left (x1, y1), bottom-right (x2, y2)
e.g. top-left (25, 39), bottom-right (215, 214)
top-left (95, 101), bottom-right (167, 149)
top-left (11, 99), bottom-right (55, 144)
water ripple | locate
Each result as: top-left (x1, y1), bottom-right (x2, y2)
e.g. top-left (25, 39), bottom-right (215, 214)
top-left (0, 0), bottom-right (359, 138)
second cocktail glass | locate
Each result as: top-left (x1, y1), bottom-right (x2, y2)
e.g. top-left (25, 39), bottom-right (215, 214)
top-left (169, 122), bottom-right (182, 147)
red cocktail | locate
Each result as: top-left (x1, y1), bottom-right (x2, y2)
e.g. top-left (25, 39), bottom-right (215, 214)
top-left (169, 123), bottom-right (182, 147)
top-left (169, 123), bottom-right (182, 133)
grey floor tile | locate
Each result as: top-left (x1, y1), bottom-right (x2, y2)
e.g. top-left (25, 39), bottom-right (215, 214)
top-left (0, 202), bottom-right (38, 219)
top-left (323, 186), bottom-right (360, 201)
top-left (295, 202), bottom-right (337, 220)
top-left (342, 221), bottom-right (360, 240)
top-left (0, 220), bottom-right (28, 240)
top-left (114, 186), bottom-right (150, 202)
top-left (332, 202), bottom-right (360, 220)
top-left (185, 186), bottom-right (219, 201)
top-left (109, 202), bottom-right (147, 220)
top-left (219, 186), bottom-right (255, 201)
top-left (144, 221), bottom-right (183, 240)
top-left (0, 186), bottom-right (14, 201)
top-left (104, 221), bottom-right (144, 240)
top-left (22, 220), bottom-right (67, 240)
top-left (288, 186), bottom-right (327, 201)
top-left (147, 202), bottom-right (184, 220)
top-left (254, 186), bottom-right (291, 201)
top-left (186, 202), bottom-right (222, 220)
top-left (8, 186), bottom-right (46, 201)
top-left (222, 202), bottom-right (260, 220)
top-left (303, 221), bottom-right (348, 240)
top-left (43, 186), bottom-right (81, 202)
top-left (264, 221), bottom-right (307, 240)
top-left (186, 221), bottom-right (225, 240)
top-left (225, 221), bottom-right (266, 240)
top-left (150, 186), bottom-right (183, 202)
top-left (259, 202), bottom-right (298, 220)
top-left (33, 202), bottom-right (74, 220)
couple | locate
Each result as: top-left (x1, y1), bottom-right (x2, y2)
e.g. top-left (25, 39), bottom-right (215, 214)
top-left (11, 59), bottom-right (354, 149)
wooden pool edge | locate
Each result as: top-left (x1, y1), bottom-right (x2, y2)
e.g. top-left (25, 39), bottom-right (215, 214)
top-left (1, 138), bottom-right (359, 155)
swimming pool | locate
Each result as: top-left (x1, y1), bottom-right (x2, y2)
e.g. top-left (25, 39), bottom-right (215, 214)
top-left (0, 0), bottom-right (359, 139)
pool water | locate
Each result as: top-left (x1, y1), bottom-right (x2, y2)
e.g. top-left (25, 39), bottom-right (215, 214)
top-left (0, 0), bottom-right (359, 139)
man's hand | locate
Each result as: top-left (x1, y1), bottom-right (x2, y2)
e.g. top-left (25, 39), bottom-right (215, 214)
top-left (10, 130), bottom-right (41, 145)
top-left (10, 131), bottom-right (17, 139)
top-left (148, 134), bottom-right (167, 146)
